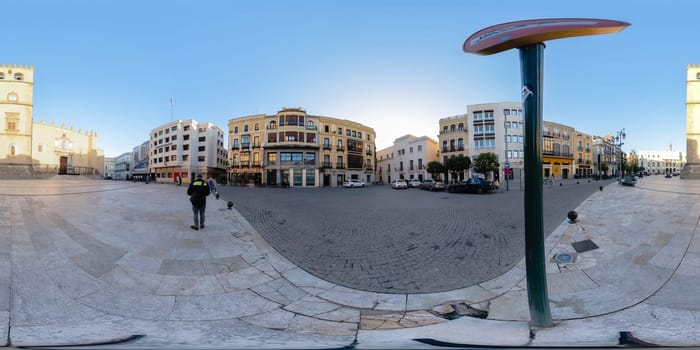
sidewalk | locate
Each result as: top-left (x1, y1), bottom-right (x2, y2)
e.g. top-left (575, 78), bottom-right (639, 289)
top-left (1, 175), bottom-right (698, 348)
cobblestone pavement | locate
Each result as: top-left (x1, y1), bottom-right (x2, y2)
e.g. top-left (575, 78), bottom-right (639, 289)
top-left (218, 178), bottom-right (613, 294)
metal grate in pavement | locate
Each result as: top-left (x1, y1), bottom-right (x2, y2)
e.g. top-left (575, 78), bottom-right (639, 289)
top-left (571, 239), bottom-right (599, 253)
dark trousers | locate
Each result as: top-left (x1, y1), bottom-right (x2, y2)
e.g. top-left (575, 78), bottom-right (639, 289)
top-left (192, 205), bottom-right (206, 227)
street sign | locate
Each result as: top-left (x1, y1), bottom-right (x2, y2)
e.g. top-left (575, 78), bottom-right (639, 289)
top-left (505, 161), bottom-right (511, 168)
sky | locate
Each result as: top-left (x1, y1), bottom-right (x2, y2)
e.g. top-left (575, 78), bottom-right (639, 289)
top-left (4, 0), bottom-right (697, 157)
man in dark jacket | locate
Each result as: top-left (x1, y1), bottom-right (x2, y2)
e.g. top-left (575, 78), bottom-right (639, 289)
top-left (187, 173), bottom-right (210, 230)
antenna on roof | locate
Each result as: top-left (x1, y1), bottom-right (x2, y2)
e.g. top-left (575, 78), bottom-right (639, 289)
top-left (170, 97), bottom-right (175, 121)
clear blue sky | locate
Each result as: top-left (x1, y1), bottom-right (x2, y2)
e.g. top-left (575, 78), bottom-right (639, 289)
top-left (5, 0), bottom-right (696, 157)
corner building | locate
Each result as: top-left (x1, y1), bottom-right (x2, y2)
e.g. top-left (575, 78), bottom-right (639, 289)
top-left (228, 108), bottom-right (376, 187)
top-left (149, 120), bottom-right (228, 184)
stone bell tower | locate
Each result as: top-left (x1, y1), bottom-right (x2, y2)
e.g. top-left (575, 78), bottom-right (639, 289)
top-left (681, 64), bottom-right (700, 179)
top-left (0, 64), bottom-right (35, 175)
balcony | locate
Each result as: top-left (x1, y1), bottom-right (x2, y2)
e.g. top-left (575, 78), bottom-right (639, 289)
top-left (321, 161), bottom-right (332, 169)
top-left (323, 144), bottom-right (332, 150)
top-left (336, 146), bottom-right (345, 152)
top-left (543, 150), bottom-right (574, 158)
top-left (252, 143), bottom-right (261, 148)
top-left (366, 150), bottom-right (372, 156)
top-left (241, 143), bottom-right (250, 149)
top-left (336, 163), bottom-right (345, 169)
top-left (441, 147), bottom-right (448, 153)
top-left (365, 167), bottom-right (374, 171)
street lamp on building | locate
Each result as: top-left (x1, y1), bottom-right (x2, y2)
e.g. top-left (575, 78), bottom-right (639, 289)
top-left (615, 128), bottom-right (626, 179)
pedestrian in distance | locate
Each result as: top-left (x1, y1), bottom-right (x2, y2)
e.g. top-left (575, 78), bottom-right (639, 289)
top-left (207, 176), bottom-right (217, 194)
top-left (187, 173), bottom-right (210, 230)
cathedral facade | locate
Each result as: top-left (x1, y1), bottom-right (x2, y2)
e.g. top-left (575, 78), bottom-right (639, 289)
top-left (0, 64), bottom-right (103, 177)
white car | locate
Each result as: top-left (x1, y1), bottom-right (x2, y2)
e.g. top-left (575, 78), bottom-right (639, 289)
top-left (343, 179), bottom-right (366, 188)
top-left (391, 179), bottom-right (408, 189)
top-left (408, 179), bottom-right (422, 188)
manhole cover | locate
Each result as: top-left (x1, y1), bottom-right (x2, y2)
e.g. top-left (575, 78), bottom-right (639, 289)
top-left (571, 239), bottom-right (599, 253)
top-left (552, 253), bottom-right (577, 264)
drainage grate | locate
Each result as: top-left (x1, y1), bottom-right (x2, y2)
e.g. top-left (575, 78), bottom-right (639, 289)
top-left (552, 252), bottom-right (577, 264)
top-left (571, 239), bottom-right (599, 253)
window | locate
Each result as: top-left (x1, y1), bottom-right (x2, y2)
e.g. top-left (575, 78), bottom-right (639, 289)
top-left (506, 135), bottom-right (511, 143)
top-left (269, 121), bottom-right (276, 129)
top-left (458, 138), bottom-right (464, 148)
top-left (7, 93), bottom-right (17, 102)
top-left (198, 156), bottom-right (205, 162)
top-left (254, 124), bottom-right (259, 131)
top-left (409, 160), bottom-right (414, 170)
top-left (307, 121), bottom-right (314, 129)
top-left (38, 144), bottom-right (44, 152)
top-left (9, 145), bottom-right (16, 156)
top-left (418, 145), bottom-right (422, 152)
top-left (337, 127), bottom-right (342, 134)
top-left (484, 110), bottom-right (494, 120)
top-left (234, 127), bottom-right (239, 134)
top-left (358, 132), bottom-right (362, 138)
top-left (337, 140), bottom-right (343, 147)
top-left (418, 159), bottom-right (423, 169)
top-left (410, 147), bottom-right (413, 153)
top-left (450, 125), bottom-right (456, 133)
top-left (244, 125), bottom-right (249, 132)
top-left (171, 126), bottom-right (177, 131)
top-left (346, 129), bottom-right (351, 136)
top-left (474, 111), bottom-right (483, 120)
top-left (507, 150), bottom-right (512, 158)
top-left (458, 123), bottom-right (464, 132)
top-left (513, 150), bottom-right (520, 158)
top-left (443, 126), bottom-right (448, 134)
top-left (0, 73), bottom-right (3, 79)
top-left (184, 125), bottom-right (190, 131)
top-left (324, 125), bottom-right (329, 132)
top-left (198, 136), bottom-right (205, 142)
top-left (506, 122), bottom-right (511, 128)
top-left (14, 73), bottom-right (23, 81)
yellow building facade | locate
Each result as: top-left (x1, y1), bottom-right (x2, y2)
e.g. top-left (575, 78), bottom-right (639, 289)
top-left (0, 64), bottom-right (103, 177)
top-left (542, 121), bottom-right (575, 179)
top-left (573, 130), bottom-right (594, 177)
top-left (228, 108), bottom-right (376, 187)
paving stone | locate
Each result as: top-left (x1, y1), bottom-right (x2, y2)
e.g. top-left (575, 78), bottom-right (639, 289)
top-left (168, 290), bottom-right (280, 321)
top-left (287, 314), bottom-right (357, 336)
top-left (240, 308), bottom-right (295, 330)
top-left (283, 295), bottom-right (340, 317)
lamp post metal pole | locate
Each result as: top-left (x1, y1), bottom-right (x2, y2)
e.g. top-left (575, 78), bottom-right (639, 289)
top-left (519, 43), bottom-right (553, 327)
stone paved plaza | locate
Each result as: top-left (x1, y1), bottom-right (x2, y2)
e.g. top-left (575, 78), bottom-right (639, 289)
top-left (1, 175), bottom-right (699, 348)
top-left (219, 179), bottom-right (611, 293)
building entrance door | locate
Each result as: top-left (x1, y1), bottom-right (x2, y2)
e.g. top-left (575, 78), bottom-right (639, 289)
top-left (59, 156), bottom-right (68, 175)
top-left (323, 174), bottom-right (330, 187)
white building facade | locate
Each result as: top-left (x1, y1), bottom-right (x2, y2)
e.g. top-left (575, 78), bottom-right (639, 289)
top-left (638, 149), bottom-right (686, 175)
top-left (376, 134), bottom-right (439, 184)
top-left (114, 152), bottom-right (132, 180)
top-left (149, 119), bottom-right (228, 184)
top-left (467, 102), bottom-right (524, 181)
top-left (103, 157), bottom-right (115, 179)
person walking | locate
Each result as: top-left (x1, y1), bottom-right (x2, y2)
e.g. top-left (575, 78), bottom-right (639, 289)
top-left (207, 176), bottom-right (217, 194)
top-left (187, 173), bottom-right (210, 230)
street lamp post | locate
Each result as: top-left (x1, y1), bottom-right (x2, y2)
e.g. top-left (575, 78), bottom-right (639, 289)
top-left (616, 128), bottom-right (626, 179)
top-left (463, 18), bottom-right (629, 328)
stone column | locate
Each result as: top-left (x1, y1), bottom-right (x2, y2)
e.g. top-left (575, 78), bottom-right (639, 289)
top-left (681, 65), bottom-right (700, 178)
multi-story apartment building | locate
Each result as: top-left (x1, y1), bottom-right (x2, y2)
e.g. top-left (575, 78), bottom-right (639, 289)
top-left (227, 107), bottom-right (376, 187)
top-left (376, 134), bottom-right (438, 184)
top-left (103, 157), bottom-right (115, 179)
top-left (149, 119), bottom-right (228, 184)
top-left (438, 114), bottom-right (468, 182)
top-left (573, 131), bottom-right (594, 178)
top-left (114, 152), bottom-right (132, 180)
top-left (638, 149), bottom-right (686, 175)
top-left (592, 135), bottom-right (623, 178)
top-left (1, 64), bottom-right (104, 177)
top-left (542, 121), bottom-right (575, 179)
top-left (467, 102), bottom-right (524, 181)
top-left (131, 141), bottom-right (149, 181)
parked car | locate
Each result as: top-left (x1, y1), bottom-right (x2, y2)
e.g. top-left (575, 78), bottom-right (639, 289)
top-left (391, 179), bottom-right (408, 189)
top-left (446, 178), bottom-right (496, 194)
top-left (343, 179), bottom-right (366, 188)
top-left (408, 179), bottom-right (422, 188)
top-left (420, 179), bottom-right (446, 191)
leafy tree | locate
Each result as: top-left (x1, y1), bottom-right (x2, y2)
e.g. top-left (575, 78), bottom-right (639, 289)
top-left (426, 161), bottom-right (445, 180)
top-left (473, 152), bottom-right (499, 176)
top-left (600, 162), bottom-right (608, 174)
top-left (446, 155), bottom-right (471, 182)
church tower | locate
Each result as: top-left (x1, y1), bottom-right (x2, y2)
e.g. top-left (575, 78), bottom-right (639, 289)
top-left (0, 64), bottom-right (34, 174)
top-left (681, 65), bottom-right (700, 178)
